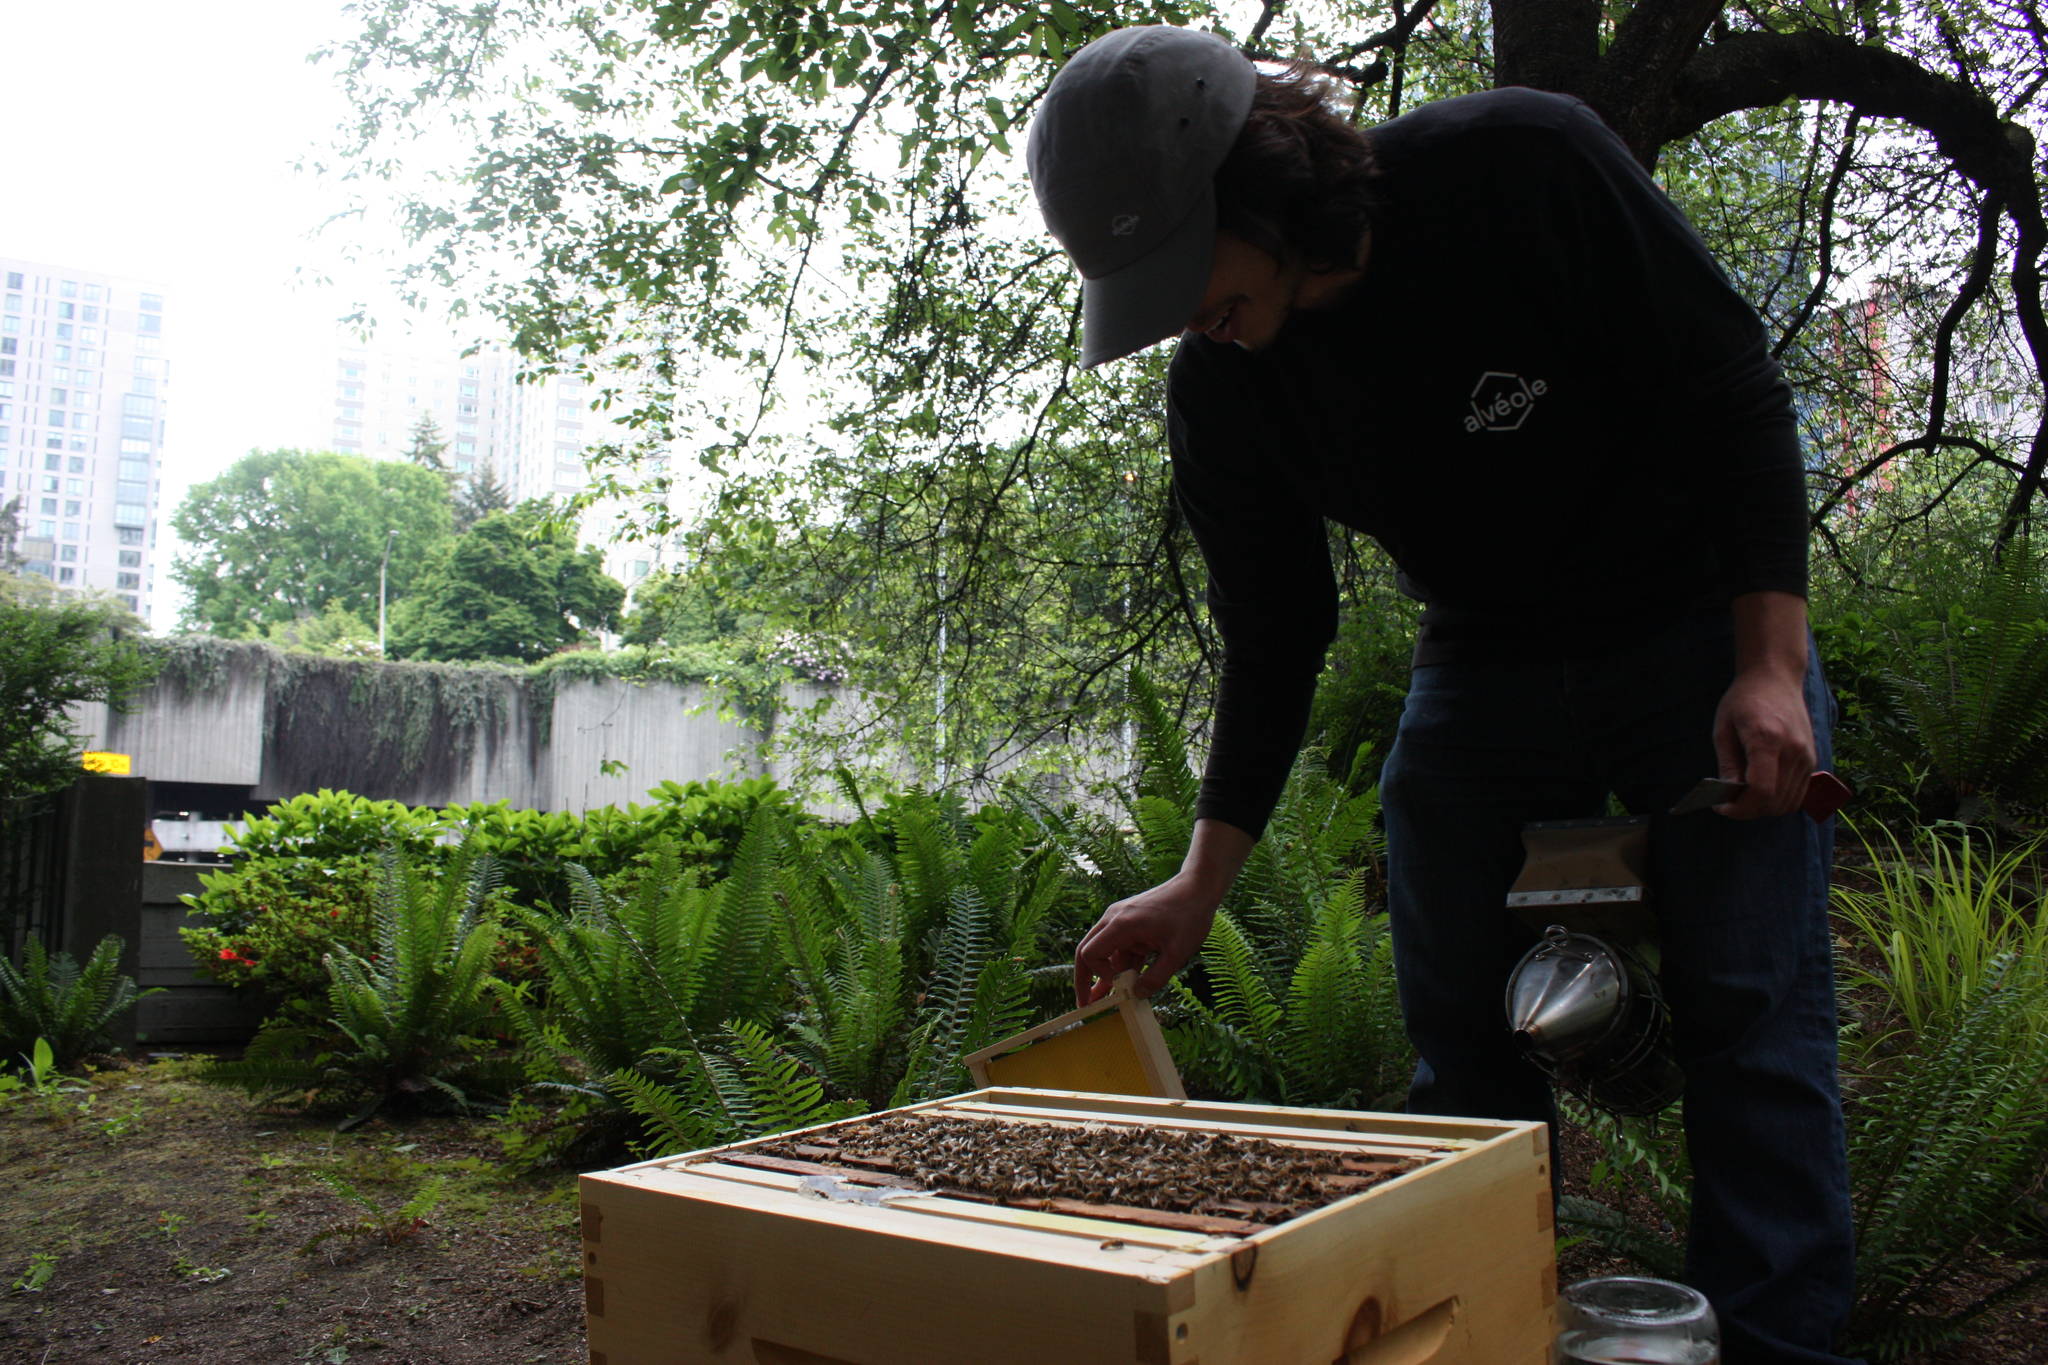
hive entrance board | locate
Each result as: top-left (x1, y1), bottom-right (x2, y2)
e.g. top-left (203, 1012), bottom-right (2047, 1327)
top-left (581, 1088), bottom-right (1558, 1365)
top-left (961, 970), bottom-right (1185, 1099)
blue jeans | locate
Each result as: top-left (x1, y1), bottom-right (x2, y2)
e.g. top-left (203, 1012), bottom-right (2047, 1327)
top-left (1380, 610), bottom-right (1861, 1365)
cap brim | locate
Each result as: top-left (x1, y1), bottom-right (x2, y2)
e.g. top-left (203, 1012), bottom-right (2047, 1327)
top-left (1078, 186), bottom-right (1216, 368)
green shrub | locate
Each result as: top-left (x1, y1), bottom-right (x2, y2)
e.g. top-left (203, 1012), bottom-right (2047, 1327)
top-left (0, 936), bottom-right (148, 1069)
top-left (180, 855), bottom-right (385, 1024)
top-left (218, 790), bottom-right (446, 863)
top-left (203, 847), bottom-right (521, 1127)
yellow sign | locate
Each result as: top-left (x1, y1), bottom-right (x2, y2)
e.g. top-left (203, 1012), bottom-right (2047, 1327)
top-left (82, 751), bottom-right (132, 775)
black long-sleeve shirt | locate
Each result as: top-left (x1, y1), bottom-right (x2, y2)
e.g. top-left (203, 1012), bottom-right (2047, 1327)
top-left (1170, 88), bottom-right (1807, 838)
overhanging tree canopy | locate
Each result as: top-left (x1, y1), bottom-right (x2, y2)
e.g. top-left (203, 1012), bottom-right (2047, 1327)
top-left (321, 0), bottom-right (2048, 776)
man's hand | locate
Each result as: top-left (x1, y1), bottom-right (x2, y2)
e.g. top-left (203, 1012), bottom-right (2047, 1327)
top-left (1073, 817), bottom-right (1254, 1005)
top-left (1073, 876), bottom-right (1221, 1005)
top-left (1714, 591), bottom-right (1816, 820)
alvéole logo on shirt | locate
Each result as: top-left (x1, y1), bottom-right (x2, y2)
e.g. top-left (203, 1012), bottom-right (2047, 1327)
top-left (1465, 371), bottom-right (1549, 433)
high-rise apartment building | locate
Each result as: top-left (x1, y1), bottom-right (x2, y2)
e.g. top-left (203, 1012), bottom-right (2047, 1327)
top-left (329, 338), bottom-right (662, 587)
top-left (0, 255), bottom-right (167, 617)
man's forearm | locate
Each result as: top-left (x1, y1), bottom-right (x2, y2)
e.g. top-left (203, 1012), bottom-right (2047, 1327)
top-left (1178, 817), bottom-right (1257, 900)
top-left (1730, 590), bottom-right (1809, 681)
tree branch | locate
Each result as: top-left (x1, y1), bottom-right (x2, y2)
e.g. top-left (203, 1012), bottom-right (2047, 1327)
top-left (1772, 110), bottom-right (1861, 359)
top-left (1667, 30), bottom-right (2031, 194)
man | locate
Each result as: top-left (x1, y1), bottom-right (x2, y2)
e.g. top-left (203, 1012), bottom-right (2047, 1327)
top-left (1026, 25), bottom-right (1859, 1365)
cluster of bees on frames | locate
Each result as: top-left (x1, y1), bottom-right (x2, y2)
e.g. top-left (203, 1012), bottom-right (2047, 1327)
top-left (760, 1114), bottom-right (1358, 1223)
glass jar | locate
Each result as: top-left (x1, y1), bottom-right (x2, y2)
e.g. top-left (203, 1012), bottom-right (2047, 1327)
top-left (1556, 1276), bottom-right (1720, 1364)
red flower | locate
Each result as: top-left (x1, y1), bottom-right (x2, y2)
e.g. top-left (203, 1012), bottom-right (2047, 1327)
top-left (218, 948), bottom-right (238, 960)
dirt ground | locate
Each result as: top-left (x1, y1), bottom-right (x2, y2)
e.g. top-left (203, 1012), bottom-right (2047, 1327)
top-left (3, 1057), bottom-right (2040, 1363)
top-left (0, 1058), bottom-right (584, 1364)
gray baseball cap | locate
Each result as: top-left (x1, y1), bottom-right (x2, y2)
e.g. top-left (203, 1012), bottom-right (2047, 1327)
top-left (1026, 27), bottom-right (1255, 367)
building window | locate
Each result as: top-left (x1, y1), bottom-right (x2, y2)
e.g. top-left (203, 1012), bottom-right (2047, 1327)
top-left (84, 284), bottom-right (103, 302)
top-left (0, 361), bottom-right (12, 378)
top-left (117, 527), bottom-right (142, 546)
top-left (3, 273), bottom-right (20, 289)
top-left (56, 302), bottom-right (74, 320)
top-left (62, 523), bottom-right (78, 541)
top-left (121, 594), bottom-right (138, 611)
top-left (64, 500), bottom-right (81, 516)
top-left (67, 457), bottom-right (84, 473)
top-left (60, 545), bottom-right (78, 562)
top-left (81, 306), bottom-right (100, 324)
top-left (121, 394), bottom-right (154, 417)
top-left (57, 567), bottom-right (74, 584)
top-left (140, 293), bottom-right (163, 311)
top-left (118, 458), bottom-right (149, 482)
top-left (116, 572), bottom-right (140, 589)
top-left (4, 295), bottom-right (22, 314)
top-left (54, 324), bottom-right (72, 341)
top-left (118, 550), bottom-right (141, 567)
top-left (116, 479), bottom-right (148, 504)
top-left (39, 497), bottom-right (56, 514)
top-left (136, 315), bottom-right (161, 336)
top-left (114, 503), bottom-right (147, 527)
top-left (60, 280), bottom-right (77, 298)
top-left (2, 318), bottom-right (19, 335)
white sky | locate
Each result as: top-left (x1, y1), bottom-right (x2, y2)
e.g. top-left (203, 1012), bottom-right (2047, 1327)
top-left (0, 0), bottom-right (471, 629)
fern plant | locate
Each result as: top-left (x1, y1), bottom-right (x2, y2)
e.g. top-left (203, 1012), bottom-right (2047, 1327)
top-left (773, 840), bottom-right (909, 1111)
top-left (831, 789), bottom-right (1066, 1105)
top-left (611, 1020), bottom-right (859, 1156)
top-left (1887, 546), bottom-right (2048, 819)
top-left (1029, 673), bottom-right (1409, 1110)
top-left (0, 935), bottom-right (148, 1069)
top-left (491, 819), bottom-right (796, 1156)
top-left (1566, 955), bottom-right (2048, 1359)
top-left (1841, 953), bottom-right (2048, 1360)
top-left (204, 846), bottom-right (518, 1127)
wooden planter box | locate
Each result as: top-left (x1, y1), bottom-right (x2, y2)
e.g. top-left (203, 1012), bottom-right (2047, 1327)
top-left (580, 1088), bottom-right (1555, 1365)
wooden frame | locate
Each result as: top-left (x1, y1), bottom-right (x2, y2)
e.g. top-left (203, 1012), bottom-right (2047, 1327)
top-left (581, 1087), bottom-right (1556, 1365)
top-left (961, 970), bottom-right (1185, 1099)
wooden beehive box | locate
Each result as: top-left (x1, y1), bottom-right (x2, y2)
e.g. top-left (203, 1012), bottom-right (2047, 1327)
top-left (581, 1088), bottom-right (1555, 1364)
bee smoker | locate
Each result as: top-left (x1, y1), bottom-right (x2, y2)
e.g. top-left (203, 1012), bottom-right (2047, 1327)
top-left (1501, 775), bottom-right (1850, 1119)
top-left (1501, 811), bottom-right (1683, 1118)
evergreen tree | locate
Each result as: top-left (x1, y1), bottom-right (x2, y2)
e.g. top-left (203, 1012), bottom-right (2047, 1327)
top-left (455, 462), bottom-right (513, 533)
top-left (0, 495), bottom-right (24, 575)
top-left (387, 505), bottom-right (625, 662)
top-left (404, 412), bottom-right (451, 474)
